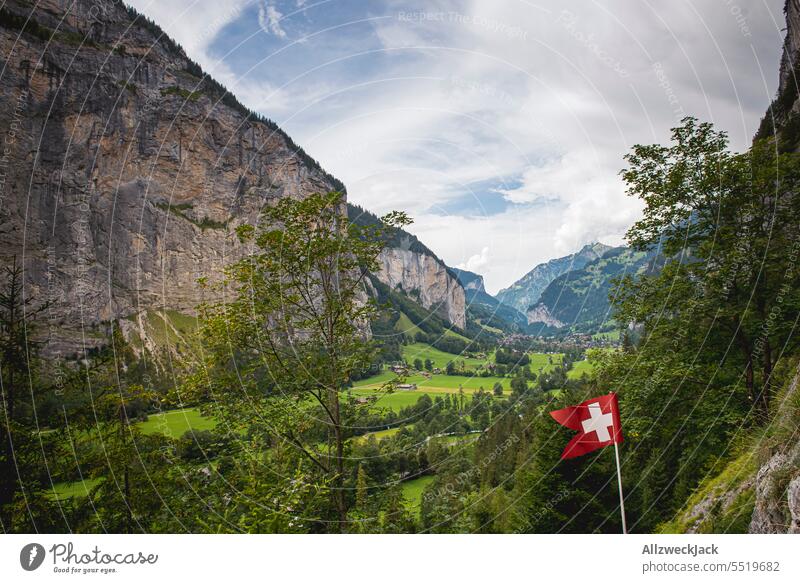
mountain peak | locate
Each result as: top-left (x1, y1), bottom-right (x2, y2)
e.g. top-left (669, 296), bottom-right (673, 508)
top-left (579, 241), bottom-right (613, 256)
top-left (495, 243), bottom-right (618, 314)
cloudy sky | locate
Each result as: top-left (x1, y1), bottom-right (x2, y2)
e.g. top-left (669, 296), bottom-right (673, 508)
top-left (129, 0), bottom-right (785, 294)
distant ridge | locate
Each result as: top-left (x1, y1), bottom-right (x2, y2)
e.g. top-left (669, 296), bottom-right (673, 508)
top-left (495, 243), bottom-right (613, 314)
top-left (451, 268), bottom-right (530, 334)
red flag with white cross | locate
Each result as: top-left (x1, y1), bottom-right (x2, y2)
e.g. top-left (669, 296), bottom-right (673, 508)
top-left (549, 393), bottom-right (623, 460)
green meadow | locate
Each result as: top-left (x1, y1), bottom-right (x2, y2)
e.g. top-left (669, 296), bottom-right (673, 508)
top-left (527, 352), bottom-right (563, 371)
top-left (353, 371), bottom-right (508, 391)
top-left (139, 407), bottom-right (217, 437)
top-left (357, 426), bottom-right (405, 442)
top-left (567, 359), bottom-right (595, 379)
top-left (400, 475), bottom-right (435, 515)
top-left (400, 342), bottom-right (493, 370)
top-left (46, 478), bottom-right (102, 501)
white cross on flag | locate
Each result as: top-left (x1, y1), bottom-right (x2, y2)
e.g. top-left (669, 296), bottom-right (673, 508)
top-left (550, 393), bottom-right (623, 459)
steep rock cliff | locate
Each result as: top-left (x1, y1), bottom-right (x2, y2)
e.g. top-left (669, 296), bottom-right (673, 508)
top-left (348, 204), bottom-right (467, 330)
top-left (0, 0), bottom-right (341, 356)
top-left (756, 0), bottom-right (800, 142)
top-left (376, 248), bottom-right (466, 330)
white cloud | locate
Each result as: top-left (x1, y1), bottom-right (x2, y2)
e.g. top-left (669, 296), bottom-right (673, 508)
top-left (126, 0), bottom-right (250, 72)
top-left (458, 247), bottom-right (490, 273)
top-left (129, 0), bottom-right (786, 292)
top-left (322, 0), bottom-right (783, 290)
top-left (259, 2), bottom-right (288, 39)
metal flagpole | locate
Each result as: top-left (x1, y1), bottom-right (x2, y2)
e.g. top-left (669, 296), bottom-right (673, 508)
top-left (613, 440), bottom-right (627, 534)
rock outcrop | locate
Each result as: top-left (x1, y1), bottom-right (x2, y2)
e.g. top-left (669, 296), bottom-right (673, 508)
top-left (0, 0), bottom-right (341, 355)
top-left (749, 441), bottom-right (800, 533)
top-left (749, 362), bottom-right (800, 533)
top-left (376, 248), bottom-right (466, 330)
top-left (526, 303), bottom-right (564, 328)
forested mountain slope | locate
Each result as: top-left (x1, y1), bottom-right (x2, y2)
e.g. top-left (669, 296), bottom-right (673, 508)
top-left (527, 246), bottom-right (659, 334)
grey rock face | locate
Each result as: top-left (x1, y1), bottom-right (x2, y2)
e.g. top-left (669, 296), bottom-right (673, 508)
top-left (749, 365), bottom-right (800, 533)
top-left (777, 0), bottom-right (800, 119)
top-left (376, 248), bottom-right (466, 329)
top-left (526, 303), bottom-right (564, 328)
top-left (749, 441), bottom-right (800, 533)
top-left (0, 0), bottom-right (340, 355)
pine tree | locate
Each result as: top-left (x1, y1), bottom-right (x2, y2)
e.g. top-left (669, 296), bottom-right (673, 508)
top-left (0, 258), bottom-right (47, 530)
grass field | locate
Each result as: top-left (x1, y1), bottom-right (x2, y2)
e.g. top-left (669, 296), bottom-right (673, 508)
top-left (401, 475), bottom-right (435, 515)
top-left (528, 352), bottom-right (563, 372)
top-left (393, 312), bottom-right (418, 340)
top-left (46, 478), bottom-right (102, 500)
top-left (400, 342), bottom-right (492, 370)
top-left (139, 408), bottom-right (216, 437)
top-left (592, 329), bottom-right (621, 341)
top-left (567, 359), bottom-right (595, 379)
top-left (357, 426), bottom-right (405, 442)
top-left (353, 370), bottom-right (507, 391)
top-left (349, 381), bottom-right (507, 412)
top-left (349, 390), bottom-right (439, 412)
top-left (477, 321), bottom-right (504, 335)
top-left (350, 347), bottom-right (572, 411)
top-left (443, 328), bottom-right (472, 343)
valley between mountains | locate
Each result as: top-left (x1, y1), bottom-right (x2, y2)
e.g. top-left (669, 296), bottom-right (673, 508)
top-left (0, 0), bottom-right (798, 534)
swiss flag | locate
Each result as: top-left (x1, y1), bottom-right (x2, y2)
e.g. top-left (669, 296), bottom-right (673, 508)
top-left (550, 393), bottom-right (623, 460)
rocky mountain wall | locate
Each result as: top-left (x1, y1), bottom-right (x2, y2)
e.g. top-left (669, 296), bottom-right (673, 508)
top-left (0, 0), bottom-right (340, 355)
top-left (376, 248), bottom-right (466, 330)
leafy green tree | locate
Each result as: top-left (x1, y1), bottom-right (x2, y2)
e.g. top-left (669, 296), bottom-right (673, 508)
top-left (355, 464), bottom-right (369, 511)
top-left (424, 358), bottom-right (433, 372)
top-left (619, 118), bottom-right (800, 416)
top-left (184, 192), bottom-right (409, 531)
top-left (510, 375), bottom-right (528, 397)
top-left (493, 382), bottom-right (503, 396)
top-left (413, 358), bottom-right (423, 371)
top-left (594, 118), bottom-right (800, 528)
top-left (379, 484), bottom-right (416, 533)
